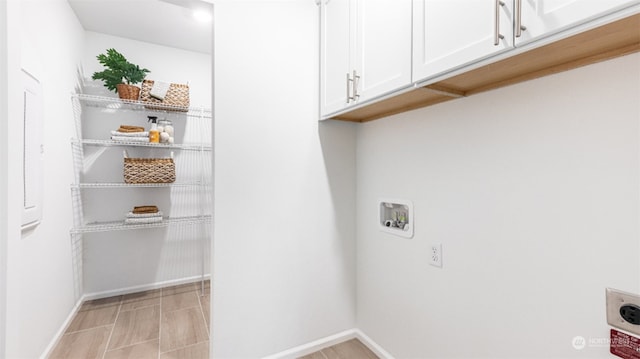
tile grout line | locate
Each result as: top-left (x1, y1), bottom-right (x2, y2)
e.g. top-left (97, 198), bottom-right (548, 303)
top-left (157, 304), bottom-right (206, 354)
top-left (157, 285), bottom-right (199, 353)
top-left (196, 287), bottom-right (210, 338)
top-left (161, 304), bottom-right (203, 315)
top-left (101, 298), bottom-right (123, 359)
top-left (158, 286), bottom-right (163, 359)
top-left (161, 341), bottom-right (208, 356)
top-left (63, 323), bottom-right (115, 336)
top-left (104, 296), bottom-right (164, 352)
top-left (103, 338), bottom-right (159, 355)
top-left (120, 297), bottom-right (161, 312)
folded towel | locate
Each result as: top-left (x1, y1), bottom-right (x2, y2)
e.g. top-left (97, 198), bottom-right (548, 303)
top-left (118, 125), bottom-right (145, 133)
top-left (124, 216), bottom-right (163, 225)
top-left (111, 130), bottom-right (150, 137)
top-left (111, 136), bottom-right (150, 143)
top-left (150, 81), bottom-right (171, 101)
top-left (133, 205), bottom-right (159, 214)
top-left (126, 211), bottom-right (163, 218)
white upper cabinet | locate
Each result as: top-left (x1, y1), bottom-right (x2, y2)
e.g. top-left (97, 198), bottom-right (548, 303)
top-left (320, 0), bottom-right (412, 116)
top-left (320, 0), bottom-right (353, 116)
top-left (413, 0), bottom-right (515, 82)
top-left (354, 0), bottom-right (412, 102)
top-left (515, 0), bottom-right (640, 45)
top-left (322, 0), bottom-right (639, 120)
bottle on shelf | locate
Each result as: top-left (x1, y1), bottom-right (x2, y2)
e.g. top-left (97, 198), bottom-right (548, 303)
top-left (148, 116), bottom-right (159, 143)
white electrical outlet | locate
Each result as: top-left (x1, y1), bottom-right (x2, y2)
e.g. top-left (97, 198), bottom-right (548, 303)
top-left (429, 243), bottom-right (442, 268)
top-left (606, 288), bottom-right (640, 336)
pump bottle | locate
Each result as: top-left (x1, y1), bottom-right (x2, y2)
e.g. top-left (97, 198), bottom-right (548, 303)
top-left (148, 116), bottom-right (159, 143)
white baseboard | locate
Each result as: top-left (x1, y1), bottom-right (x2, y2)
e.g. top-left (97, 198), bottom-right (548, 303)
top-left (83, 274), bottom-right (210, 301)
top-left (354, 329), bottom-right (395, 359)
top-left (262, 329), bottom-right (358, 359)
top-left (262, 328), bottom-right (394, 359)
top-left (39, 296), bottom-right (85, 359)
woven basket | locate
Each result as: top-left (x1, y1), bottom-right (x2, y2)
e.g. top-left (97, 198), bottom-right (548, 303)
top-left (124, 158), bottom-right (176, 184)
top-left (140, 79), bottom-right (190, 112)
top-left (116, 84), bottom-right (141, 101)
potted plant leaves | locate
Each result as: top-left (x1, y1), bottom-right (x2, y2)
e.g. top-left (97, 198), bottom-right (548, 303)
top-left (92, 48), bottom-right (150, 100)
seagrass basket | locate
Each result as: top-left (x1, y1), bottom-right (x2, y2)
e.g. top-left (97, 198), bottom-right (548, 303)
top-left (116, 84), bottom-right (141, 101)
top-left (123, 157), bottom-right (176, 184)
top-left (140, 79), bottom-right (190, 112)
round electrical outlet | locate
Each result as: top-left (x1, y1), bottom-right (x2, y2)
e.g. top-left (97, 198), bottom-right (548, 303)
top-left (620, 304), bottom-right (640, 325)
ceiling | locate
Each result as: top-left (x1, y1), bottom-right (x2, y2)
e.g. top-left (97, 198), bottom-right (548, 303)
top-left (67, 0), bottom-right (213, 54)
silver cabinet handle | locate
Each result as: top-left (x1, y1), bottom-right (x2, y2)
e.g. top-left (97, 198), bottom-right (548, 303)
top-left (346, 72), bottom-right (352, 103)
top-left (346, 70), bottom-right (361, 103)
top-left (494, 0), bottom-right (505, 46)
top-left (515, 0), bottom-right (527, 38)
top-left (353, 70), bottom-right (360, 100)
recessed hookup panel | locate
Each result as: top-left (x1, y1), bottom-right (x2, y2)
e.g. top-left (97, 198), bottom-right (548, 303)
top-left (379, 198), bottom-right (414, 238)
top-left (606, 288), bottom-right (640, 336)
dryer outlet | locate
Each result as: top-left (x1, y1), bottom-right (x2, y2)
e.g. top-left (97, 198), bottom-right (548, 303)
top-left (606, 288), bottom-right (640, 335)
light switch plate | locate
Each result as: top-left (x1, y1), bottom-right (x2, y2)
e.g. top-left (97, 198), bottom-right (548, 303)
top-left (606, 288), bottom-right (640, 335)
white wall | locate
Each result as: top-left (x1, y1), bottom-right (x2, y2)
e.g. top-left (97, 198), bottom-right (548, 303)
top-left (213, 1), bottom-right (357, 357)
top-left (79, 32), bottom-right (212, 295)
top-left (0, 0), bottom-right (8, 356)
top-left (4, 0), bottom-right (85, 357)
top-left (356, 53), bottom-right (640, 358)
top-left (82, 32), bottom-right (211, 106)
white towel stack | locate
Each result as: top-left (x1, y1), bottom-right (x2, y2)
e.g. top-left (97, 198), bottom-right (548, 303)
top-left (111, 130), bottom-right (149, 143)
top-left (124, 211), bottom-right (164, 224)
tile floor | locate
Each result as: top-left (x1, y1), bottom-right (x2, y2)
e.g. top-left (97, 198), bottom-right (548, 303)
top-left (49, 280), bottom-right (210, 359)
top-left (299, 339), bottom-right (379, 359)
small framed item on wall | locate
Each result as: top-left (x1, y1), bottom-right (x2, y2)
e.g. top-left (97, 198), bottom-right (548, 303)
top-left (21, 69), bottom-right (43, 231)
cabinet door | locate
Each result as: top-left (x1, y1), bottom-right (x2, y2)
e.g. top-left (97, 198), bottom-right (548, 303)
top-left (516, 0), bottom-right (639, 45)
top-left (354, 0), bottom-right (412, 102)
top-left (413, 0), bottom-right (514, 82)
top-left (320, 0), bottom-right (354, 116)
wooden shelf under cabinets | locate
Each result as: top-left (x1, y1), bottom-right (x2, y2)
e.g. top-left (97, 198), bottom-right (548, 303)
top-left (329, 13), bottom-right (640, 123)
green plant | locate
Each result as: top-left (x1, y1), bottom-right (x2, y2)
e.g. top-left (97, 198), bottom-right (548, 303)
top-left (92, 48), bottom-right (150, 92)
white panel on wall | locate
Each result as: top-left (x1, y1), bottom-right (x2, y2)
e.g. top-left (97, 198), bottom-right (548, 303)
top-left (21, 69), bottom-right (43, 231)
